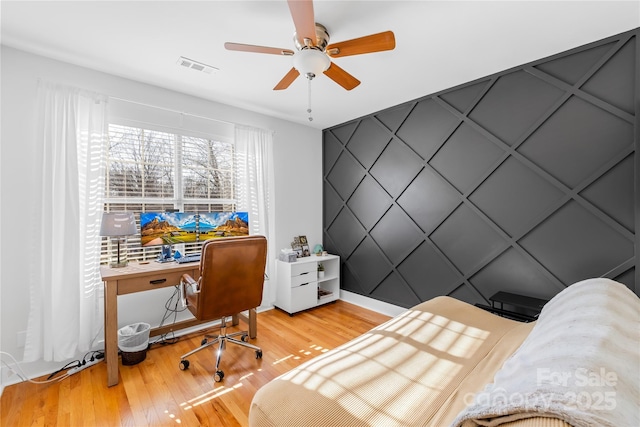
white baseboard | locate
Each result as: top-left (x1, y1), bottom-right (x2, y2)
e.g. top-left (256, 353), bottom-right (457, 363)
top-left (339, 290), bottom-right (406, 317)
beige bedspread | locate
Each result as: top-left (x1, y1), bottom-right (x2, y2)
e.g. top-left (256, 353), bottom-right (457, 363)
top-left (250, 296), bottom-right (542, 426)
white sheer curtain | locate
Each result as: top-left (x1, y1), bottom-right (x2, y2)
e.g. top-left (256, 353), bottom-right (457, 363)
top-left (24, 81), bottom-right (107, 362)
top-left (234, 125), bottom-right (275, 304)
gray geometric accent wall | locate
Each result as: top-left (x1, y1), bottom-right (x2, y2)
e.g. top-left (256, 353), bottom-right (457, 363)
top-left (322, 28), bottom-right (639, 308)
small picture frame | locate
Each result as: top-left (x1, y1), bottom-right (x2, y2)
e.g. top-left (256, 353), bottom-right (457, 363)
top-left (299, 236), bottom-right (310, 257)
top-left (291, 237), bottom-right (303, 258)
top-left (292, 235), bottom-right (310, 257)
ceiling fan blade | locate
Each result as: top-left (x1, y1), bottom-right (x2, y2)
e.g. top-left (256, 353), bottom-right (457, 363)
top-left (323, 62), bottom-right (360, 91)
top-left (274, 68), bottom-right (301, 90)
top-left (287, 0), bottom-right (316, 46)
top-left (326, 31), bottom-right (396, 58)
top-left (225, 42), bottom-right (294, 56)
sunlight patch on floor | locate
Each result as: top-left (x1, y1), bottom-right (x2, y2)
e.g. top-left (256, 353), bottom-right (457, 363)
top-left (163, 409), bottom-right (181, 424)
top-left (179, 383), bottom-right (244, 409)
top-left (273, 354), bottom-right (294, 364)
top-left (239, 372), bottom-right (255, 381)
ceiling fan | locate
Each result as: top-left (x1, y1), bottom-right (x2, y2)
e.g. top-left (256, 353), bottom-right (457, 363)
top-left (224, 0), bottom-right (396, 91)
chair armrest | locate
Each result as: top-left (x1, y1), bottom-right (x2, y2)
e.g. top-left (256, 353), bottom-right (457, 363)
top-left (181, 273), bottom-right (200, 293)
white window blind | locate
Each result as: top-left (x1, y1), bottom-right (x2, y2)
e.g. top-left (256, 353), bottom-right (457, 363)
top-left (102, 121), bottom-right (236, 263)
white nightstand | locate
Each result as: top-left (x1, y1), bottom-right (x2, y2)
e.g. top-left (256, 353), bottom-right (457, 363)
top-left (275, 254), bottom-right (340, 315)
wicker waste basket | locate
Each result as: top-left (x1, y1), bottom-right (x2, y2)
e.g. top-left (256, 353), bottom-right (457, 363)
top-left (118, 322), bottom-right (151, 366)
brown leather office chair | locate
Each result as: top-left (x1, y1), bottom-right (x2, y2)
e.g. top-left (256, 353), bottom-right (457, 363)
top-left (178, 235), bottom-right (267, 382)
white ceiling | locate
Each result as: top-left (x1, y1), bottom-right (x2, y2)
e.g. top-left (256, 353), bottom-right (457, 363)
top-left (2, 1), bottom-right (639, 129)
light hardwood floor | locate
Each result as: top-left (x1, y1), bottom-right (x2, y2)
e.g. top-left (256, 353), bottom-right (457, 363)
top-left (1, 301), bottom-right (390, 427)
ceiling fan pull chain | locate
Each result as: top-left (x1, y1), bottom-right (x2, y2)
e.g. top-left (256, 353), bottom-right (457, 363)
top-left (307, 78), bottom-right (313, 122)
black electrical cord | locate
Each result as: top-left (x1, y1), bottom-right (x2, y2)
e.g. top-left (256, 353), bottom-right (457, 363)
top-left (46, 360), bottom-right (81, 380)
top-left (81, 350), bottom-right (105, 364)
top-left (149, 285), bottom-right (187, 346)
top-left (45, 350), bottom-right (106, 380)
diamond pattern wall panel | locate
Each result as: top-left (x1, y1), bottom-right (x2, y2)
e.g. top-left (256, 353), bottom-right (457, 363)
top-left (468, 70), bottom-right (565, 146)
top-left (396, 99), bottom-right (459, 160)
top-left (535, 42), bottom-right (615, 86)
top-left (345, 236), bottom-right (393, 294)
top-left (397, 168), bottom-right (460, 234)
top-left (376, 104), bottom-right (414, 132)
top-left (581, 38), bottom-right (636, 114)
top-left (326, 207), bottom-right (365, 258)
top-left (397, 242), bottom-right (460, 300)
top-left (517, 96), bottom-right (633, 188)
top-left (323, 29), bottom-right (638, 308)
top-left (469, 157), bottom-right (564, 237)
top-left (431, 204), bottom-right (508, 275)
top-left (323, 131), bottom-right (343, 169)
top-left (371, 272), bottom-right (421, 307)
top-left (323, 185), bottom-right (343, 225)
top-left (347, 176), bottom-right (392, 229)
top-left (429, 123), bottom-right (504, 193)
top-left (369, 138), bottom-right (423, 197)
top-left (580, 154), bottom-right (635, 232)
top-left (519, 201), bottom-right (634, 285)
top-left (370, 205), bottom-right (423, 264)
top-left (347, 118), bottom-right (391, 169)
top-left (326, 152), bottom-right (364, 200)
top-left (469, 248), bottom-right (562, 299)
top-left (439, 81), bottom-right (490, 114)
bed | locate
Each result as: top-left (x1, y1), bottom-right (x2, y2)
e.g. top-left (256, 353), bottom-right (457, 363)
top-left (249, 278), bottom-right (639, 427)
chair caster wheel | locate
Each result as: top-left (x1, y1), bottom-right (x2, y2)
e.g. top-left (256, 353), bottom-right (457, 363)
top-left (256, 350), bottom-right (263, 359)
top-left (179, 360), bottom-right (190, 370)
top-left (201, 338), bottom-right (208, 346)
top-left (214, 370), bottom-right (224, 382)
top-left (241, 334), bottom-right (249, 342)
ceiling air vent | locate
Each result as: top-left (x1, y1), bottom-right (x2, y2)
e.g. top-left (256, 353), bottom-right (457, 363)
top-left (176, 56), bottom-right (218, 74)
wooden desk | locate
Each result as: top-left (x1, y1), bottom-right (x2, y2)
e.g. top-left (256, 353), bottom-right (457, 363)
top-left (101, 261), bottom-right (257, 387)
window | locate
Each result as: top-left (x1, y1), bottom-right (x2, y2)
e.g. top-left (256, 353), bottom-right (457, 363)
top-left (102, 123), bottom-right (236, 263)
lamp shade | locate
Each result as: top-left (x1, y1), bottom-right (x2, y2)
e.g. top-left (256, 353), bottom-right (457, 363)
top-left (100, 212), bottom-right (137, 237)
top-left (293, 49), bottom-right (330, 77)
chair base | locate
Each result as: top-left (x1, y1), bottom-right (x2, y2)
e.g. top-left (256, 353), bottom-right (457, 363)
top-left (179, 316), bottom-right (262, 382)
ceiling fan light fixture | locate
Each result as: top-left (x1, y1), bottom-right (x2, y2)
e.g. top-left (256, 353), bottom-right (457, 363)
top-left (293, 49), bottom-right (330, 79)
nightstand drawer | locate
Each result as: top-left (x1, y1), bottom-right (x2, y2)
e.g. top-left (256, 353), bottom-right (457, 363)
top-left (291, 271), bottom-right (316, 287)
top-left (291, 262), bottom-right (317, 277)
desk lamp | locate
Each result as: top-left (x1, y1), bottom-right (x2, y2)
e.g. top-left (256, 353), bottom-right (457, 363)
top-left (100, 212), bottom-right (137, 268)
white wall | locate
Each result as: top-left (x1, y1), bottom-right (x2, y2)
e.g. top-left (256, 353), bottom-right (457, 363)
top-left (0, 46), bottom-right (323, 383)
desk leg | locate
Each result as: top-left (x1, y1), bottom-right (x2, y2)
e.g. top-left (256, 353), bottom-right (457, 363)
top-left (248, 308), bottom-right (257, 339)
top-left (235, 309), bottom-right (257, 339)
top-left (104, 279), bottom-right (119, 387)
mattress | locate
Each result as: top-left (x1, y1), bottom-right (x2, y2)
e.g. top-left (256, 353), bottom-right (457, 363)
top-left (249, 296), bottom-right (558, 427)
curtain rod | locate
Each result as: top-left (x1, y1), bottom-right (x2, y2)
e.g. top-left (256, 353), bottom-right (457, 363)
top-left (109, 96), bottom-right (237, 127)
